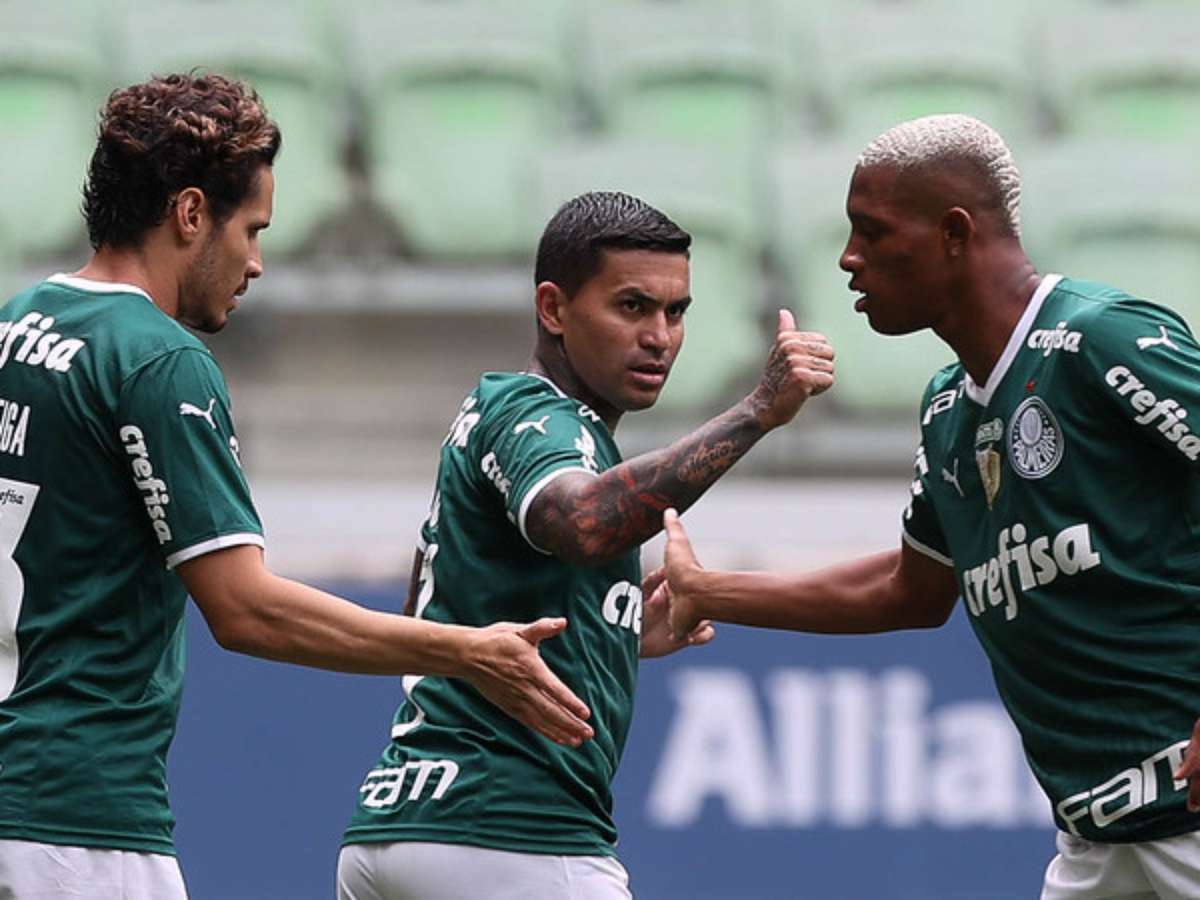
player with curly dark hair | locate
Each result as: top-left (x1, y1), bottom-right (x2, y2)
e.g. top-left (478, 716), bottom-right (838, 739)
top-left (0, 73), bottom-right (591, 899)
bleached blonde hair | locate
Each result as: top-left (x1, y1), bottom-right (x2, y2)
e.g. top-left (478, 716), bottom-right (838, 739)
top-left (858, 114), bottom-right (1022, 237)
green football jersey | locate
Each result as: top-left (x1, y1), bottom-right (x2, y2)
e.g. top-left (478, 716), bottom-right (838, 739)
top-left (344, 372), bottom-right (642, 856)
top-left (905, 274), bottom-right (1200, 842)
top-left (0, 274), bottom-right (263, 854)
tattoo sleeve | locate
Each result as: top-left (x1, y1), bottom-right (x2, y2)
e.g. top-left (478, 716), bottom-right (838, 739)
top-left (526, 400), bottom-right (767, 564)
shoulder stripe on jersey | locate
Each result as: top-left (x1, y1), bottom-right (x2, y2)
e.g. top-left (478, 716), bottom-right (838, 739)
top-left (517, 466), bottom-right (598, 555)
top-left (415, 531), bottom-right (428, 553)
top-left (963, 273), bottom-right (1063, 406)
top-left (165, 532), bottom-right (265, 570)
top-left (46, 272), bottom-right (156, 306)
top-left (901, 529), bottom-right (954, 567)
top-left (520, 371), bottom-right (568, 398)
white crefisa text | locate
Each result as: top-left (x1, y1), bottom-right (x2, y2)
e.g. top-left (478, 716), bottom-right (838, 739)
top-left (0, 312), bottom-right (86, 374)
top-left (961, 522), bottom-right (1101, 621)
top-left (1105, 365), bottom-right (1200, 459)
top-left (119, 424), bottom-right (172, 544)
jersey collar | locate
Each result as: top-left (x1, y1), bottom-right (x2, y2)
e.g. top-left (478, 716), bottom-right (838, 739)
top-left (47, 273), bottom-right (156, 307)
top-left (521, 371), bottom-right (569, 398)
top-left (963, 273), bottom-right (1063, 406)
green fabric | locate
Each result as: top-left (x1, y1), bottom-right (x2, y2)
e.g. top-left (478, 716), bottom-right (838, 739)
top-left (904, 275), bottom-right (1200, 842)
top-left (0, 276), bottom-right (262, 853)
top-left (345, 372), bottom-right (641, 856)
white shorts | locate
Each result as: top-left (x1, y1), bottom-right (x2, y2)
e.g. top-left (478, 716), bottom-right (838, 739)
top-left (337, 841), bottom-right (633, 900)
top-left (1042, 830), bottom-right (1200, 900)
top-left (0, 839), bottom-right (187, 899)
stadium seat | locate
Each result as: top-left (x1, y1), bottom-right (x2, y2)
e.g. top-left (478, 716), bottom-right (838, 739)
top-left (1039, 8), bottom-right (1200, 141)
top-left (112, 0), bottom-right (349, 257)
top-left (1020, 139), bottom-right (1200, 328)
top-left (808, 1), bottom-right (1033, 146)
top-left (0, 225), bottom-right (17, 299)
top-left (348, 0), bottom-right (573, 259)
top-left (580, 1), bottom-right (788, 157)
top-left (770, 141), bottom-right (953, 415)
top-left (529, 140), bottom-right (765, 414)
top-left (0, 0), bottom-right (108, 256)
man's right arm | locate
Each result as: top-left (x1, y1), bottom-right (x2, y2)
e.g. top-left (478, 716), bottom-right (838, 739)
top-left (660, 509), bottom-right (959, 638)
top-left (178, 544), bottom-right (594, 747)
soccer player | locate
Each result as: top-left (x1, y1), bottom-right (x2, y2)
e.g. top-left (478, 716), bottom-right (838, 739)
top-left (659, 113), bottom-right (1200, 899)
top-left (0, 73), bottom-right (593, 899)
top-left (335, 191), bottom-right (835, 899)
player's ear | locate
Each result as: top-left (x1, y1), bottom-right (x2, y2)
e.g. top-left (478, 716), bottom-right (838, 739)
top-left (535, 281), bottom-right (569, 337)
top-left (942, 207), bottom-right (974, 258)
top-left (172, 187), bottom-right (208, 245)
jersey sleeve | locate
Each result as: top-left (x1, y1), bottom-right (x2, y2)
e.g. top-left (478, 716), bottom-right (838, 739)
top-left (116, 347), bottom-right (263, 569)
top-left (900, 383), bottom-right (953, 567)
top-left (1072, 299), bottom-right (1200, 468)
top-left (476, 390), bottom-right (603, 553)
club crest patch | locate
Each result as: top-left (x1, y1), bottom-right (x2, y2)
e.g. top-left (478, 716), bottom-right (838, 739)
top-left (1008, 396), bottom-right (1063, 479)
top-left (974, 418), bottom-right (1004, 509)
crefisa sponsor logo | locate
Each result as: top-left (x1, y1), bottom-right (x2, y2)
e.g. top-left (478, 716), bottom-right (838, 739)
top-left (1026, 321), bottom-right (1082, 358)
top-left (1105, 365), bottom-right (1200, 460)
top-left (120, 424), bottom-right (172, 544)
top-left (960, 522), bottom-right (1101, 622)
top-left (0, 312), bottom-right (86, 374)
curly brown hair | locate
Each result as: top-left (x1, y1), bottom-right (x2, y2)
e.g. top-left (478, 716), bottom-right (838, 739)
top-left (82, 72), bottom-right (281, 249)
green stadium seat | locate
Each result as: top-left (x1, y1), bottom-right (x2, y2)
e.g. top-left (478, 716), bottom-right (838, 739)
top-left (1020, 140), bottom-right (1200, 329)
top-left (809, 2), bottom-right (1033, 146)
top-left (770, 141), bottom-right (954, 415)
top-left (348, 0), bottom-right (572, 259)
top-left (0, 225), bottom-right (17, 299)
top-left (581, 1), bottom-right (788, 157)
top-left (529, 140), bottom-right (765, 414)
top-left (1039, 8), bottom-right (1200, 141)
top-left (0, 0), bottom-right (108, 256)
top-left (113, 0), bottom-right (349, 257)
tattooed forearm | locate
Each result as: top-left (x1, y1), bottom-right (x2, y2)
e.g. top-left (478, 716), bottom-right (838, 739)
top-left (527, 401), bottom-right (766, 564)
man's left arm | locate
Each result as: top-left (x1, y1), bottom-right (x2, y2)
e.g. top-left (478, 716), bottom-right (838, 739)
top-left (527, 312), bottom-right (834, 565)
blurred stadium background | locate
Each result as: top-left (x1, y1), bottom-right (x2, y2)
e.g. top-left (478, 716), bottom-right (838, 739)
top-left (3, 0), bottom-right (1197, 896)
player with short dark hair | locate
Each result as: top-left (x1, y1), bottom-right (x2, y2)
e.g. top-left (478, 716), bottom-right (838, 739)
top-left (336, 190), bottom-right (836, 899)
top-left (0, 73), bottom-right (592, 899)
top-left (661, 113), bottom-right (1200, 899)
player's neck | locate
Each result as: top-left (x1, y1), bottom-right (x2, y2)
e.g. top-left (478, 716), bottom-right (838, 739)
top-left (75, 242), bottom-right (180, 319)
top-left (528, 342), bottom-right (622, 432)
top-left (939, 253), bottom-right (1041, 388)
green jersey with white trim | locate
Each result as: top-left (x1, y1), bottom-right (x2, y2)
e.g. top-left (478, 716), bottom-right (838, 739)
top-left (0, 275), bottom-right (263, 854)
top-left (904, 274), bottom-right (1200, 842)
top-left (344, 372), bottom-right (641, 856)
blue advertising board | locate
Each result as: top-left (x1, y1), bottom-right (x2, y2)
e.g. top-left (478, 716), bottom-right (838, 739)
top-left (172, 586), bottom-right (1055, 899)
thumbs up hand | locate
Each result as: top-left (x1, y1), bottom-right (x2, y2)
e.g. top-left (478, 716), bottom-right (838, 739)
top-left (747, 309), bottom-right (835, 431)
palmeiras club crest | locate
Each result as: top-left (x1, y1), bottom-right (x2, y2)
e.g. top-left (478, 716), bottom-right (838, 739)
top-left (1007, 396), bottom-right (1064, 479)
top-left (975, 418), bottom-right (1004, 509)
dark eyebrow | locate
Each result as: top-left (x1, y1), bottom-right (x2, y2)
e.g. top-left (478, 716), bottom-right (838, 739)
top-left (617, 289), bottom-right (692, 307)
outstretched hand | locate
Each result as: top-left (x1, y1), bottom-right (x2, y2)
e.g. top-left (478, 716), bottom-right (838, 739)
top-left (748, 309), bottom-right (835, 431)
top-left (639, 566), bottom-right (714, 658)
top-left (654, 508), bottom-right (707, 642)
top-left (461, 618), bottom-right (594, 747)
top-left (1174, 717), bottom-right (1200, 812)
